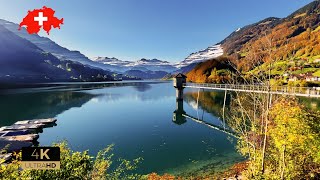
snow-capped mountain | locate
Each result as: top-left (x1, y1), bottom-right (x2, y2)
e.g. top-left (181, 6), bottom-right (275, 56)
top-left (93, 57), bottom-right (132, 66)
top-left (128, 58), bottom-right (170, 66)
top-left (175, 44), bottom-right (223, 68)
top-left (0, 19), bottom-right (224, 77)
top-left (126, 58), bottom-right (177, 72)
top-left (92, 57), bottom-right (178, 73)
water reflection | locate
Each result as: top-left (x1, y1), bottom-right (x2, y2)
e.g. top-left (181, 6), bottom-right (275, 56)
top-left (0, 81), bottom-right (244, 175)
top-left (0, 81), bottom-right (167, 126)
top-left (173, 99), bottom-right (237, 138)
top-left (173, 100), bottom-right (186, 125)
top-left (132, 83), bottom-right (152, 92)
top-left (0, 91), bottom-right (96, 126)
top-left (184, 90), bottom-right (231, 117)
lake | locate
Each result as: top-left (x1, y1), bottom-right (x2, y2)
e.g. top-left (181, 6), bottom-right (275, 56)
top-left (0, 81), bottom-right (244, 176)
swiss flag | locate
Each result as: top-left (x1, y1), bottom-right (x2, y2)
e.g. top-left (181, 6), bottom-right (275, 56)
top-left (19, 6), bottom-right (64, 35)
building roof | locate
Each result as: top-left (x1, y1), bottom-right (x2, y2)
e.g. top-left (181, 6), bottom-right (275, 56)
top-left (174, 73), bottom-right (187, 78)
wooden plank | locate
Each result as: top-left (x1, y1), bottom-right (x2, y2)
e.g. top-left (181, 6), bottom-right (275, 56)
top-left (0, 138), bottom-right (33, 152)
top-left (3, 134), bottom-right (39, 142)
top-left (14, 118), bottom-right (57, 125)
top-left (0, 123), bottom-right (46, 131)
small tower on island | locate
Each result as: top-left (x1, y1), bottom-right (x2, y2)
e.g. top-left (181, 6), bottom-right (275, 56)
top-left (173, 73), bottom-right (187, 101)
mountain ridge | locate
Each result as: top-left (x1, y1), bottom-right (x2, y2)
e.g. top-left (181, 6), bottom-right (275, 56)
top-left (185, 0), bottom-right (320, 84)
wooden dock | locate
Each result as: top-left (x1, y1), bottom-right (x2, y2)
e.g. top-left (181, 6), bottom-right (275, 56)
top-left (0, 118), bottom-right (58, 163)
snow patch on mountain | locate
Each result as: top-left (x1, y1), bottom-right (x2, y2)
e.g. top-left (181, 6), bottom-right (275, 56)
top-left (92, 57), bottom-right (178, 72)
top-left (127, 58), bottom-right (170, 67)
top-left (175, 44), bottom-right (223, 68)
top-left (92, 57), bottom-right (131, 66)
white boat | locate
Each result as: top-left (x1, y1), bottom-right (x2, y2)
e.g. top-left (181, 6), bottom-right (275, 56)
top-left (15, 118), bottom-right (57, 125)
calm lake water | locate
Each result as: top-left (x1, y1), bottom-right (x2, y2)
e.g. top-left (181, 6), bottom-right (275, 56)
top-left (0, 81), bottom-right (244, 175)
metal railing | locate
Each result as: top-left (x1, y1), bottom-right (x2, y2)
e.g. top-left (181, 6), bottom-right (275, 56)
top-left (183, 83), bottom-right (320, 97)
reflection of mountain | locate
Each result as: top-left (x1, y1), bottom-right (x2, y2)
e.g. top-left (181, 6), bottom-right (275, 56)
top-left (132, 83), bottom-right (152, 92)
top-left (0, 91), bottom-right (95, 126)
top-left (124, 70), bottom-right (169, 79)
top-left (184, 91), bottom-right (230, 117)
top-left (80, 81), bottom-right (174, 102)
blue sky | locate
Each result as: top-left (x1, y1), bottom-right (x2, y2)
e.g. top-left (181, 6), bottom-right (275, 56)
top-left (0, 0), bottom-right (314, 62)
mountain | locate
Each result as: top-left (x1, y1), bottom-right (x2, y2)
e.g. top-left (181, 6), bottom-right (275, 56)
top-left (92, 57), bottom-right (179, 79)
top-left (186, 57), bottom-right (235, 83)
top-left (0, 24), bottom-right (68, 83)
top-left (186, 1), bottom-right (320, 84)
top-left (93, 57), bottom-right (132, 67)
top-left (220, 0), bottom-right (320, 72)
top-left (92, 57), bottom-right (178, 73)
top-left (0, 19), bottom-right (123, 72)
top-left (0, 24), bottom-right (113, 84)
top-left (219, 17), bottom-right (281, 55)
top-left (127, 58), bottom-right (178, 72)
top-left (175, 45), bottom-right (224, 68)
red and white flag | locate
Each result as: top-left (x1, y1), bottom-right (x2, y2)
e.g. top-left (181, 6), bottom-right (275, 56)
top-left (19, 6), bottom-right (64, 35)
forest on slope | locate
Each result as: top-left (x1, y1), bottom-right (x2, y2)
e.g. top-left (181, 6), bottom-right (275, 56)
top-left (187, 1), bottom-right (320, 86)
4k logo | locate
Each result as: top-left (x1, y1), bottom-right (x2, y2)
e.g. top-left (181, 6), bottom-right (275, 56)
top-left (21, 147), bottom-right (60, 170)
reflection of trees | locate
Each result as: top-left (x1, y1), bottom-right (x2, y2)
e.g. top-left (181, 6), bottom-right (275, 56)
top-left (0, 91), bottom-right (96, 126)
top-left (184, 91), bottom-right (230, 117)
top-left (38, 81), bottom-right (162, 93)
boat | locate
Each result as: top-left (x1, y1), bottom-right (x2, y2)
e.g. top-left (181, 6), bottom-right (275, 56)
top-left (14, 118), bottom-right (57, 125)
top-left (0, 130), bottom-right (31, 137)
top-left (0, 123), bottom-right (46, 131)
top-left (0, 153), bottom-right (12, 162)
top-left (3, 134), bottom-right (39, 142)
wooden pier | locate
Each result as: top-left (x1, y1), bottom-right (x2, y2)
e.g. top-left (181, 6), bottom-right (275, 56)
top-left (0, 118), bottom-right (57, 163)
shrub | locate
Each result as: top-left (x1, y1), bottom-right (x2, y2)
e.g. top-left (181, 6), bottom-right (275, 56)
top-left (0, 142), bottom-right (143, 180)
